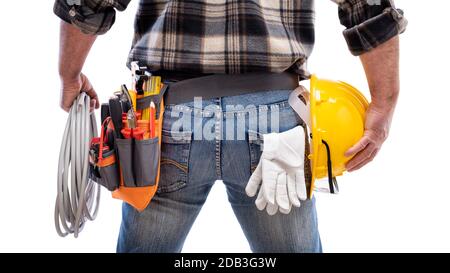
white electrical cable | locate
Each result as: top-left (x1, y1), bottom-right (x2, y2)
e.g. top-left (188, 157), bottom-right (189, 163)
top-left (55, 93), bottom-right (101, 238)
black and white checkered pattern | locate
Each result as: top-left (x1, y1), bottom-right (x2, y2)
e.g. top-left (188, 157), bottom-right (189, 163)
top-left (54, 0), bottom-right (407, 76)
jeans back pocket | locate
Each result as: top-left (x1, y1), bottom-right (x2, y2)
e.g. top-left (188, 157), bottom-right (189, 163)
top-left (158, 130), bottom-right (193, 193)
top-left (247, 130), bottom-right (264, 173)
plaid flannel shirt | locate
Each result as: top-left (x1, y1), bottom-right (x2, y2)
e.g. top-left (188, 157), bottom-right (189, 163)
top-left (54, 0), bottom-right (407, 77)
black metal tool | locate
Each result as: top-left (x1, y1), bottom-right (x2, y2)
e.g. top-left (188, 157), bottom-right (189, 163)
top-left (109, 97), bottom-right (124, 139)
top-left (100, 103), bottom-right (110, 124)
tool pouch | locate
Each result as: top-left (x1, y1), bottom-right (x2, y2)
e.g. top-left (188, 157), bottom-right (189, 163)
top-left (116, 138), bottom-right (135, 187)
top-left (89, 120), bottom-right (121, 192)
top-left (97, 150), bottom-right (120, 191)
top-left (112, 87), bottom-right (166, 212)
top-left (115, 137), bottom-right (160, 188)
top-left (134, 137), bottom-right (160, 187)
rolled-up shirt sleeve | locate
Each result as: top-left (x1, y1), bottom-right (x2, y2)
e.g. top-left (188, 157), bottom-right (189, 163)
top-left (54, 0), bottom-right (131, 35)
top-left (333, 0), bottom-right (408, 56)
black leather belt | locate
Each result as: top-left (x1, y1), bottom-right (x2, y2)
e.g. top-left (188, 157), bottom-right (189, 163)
top-left (163, 72), bottom-right (300, 105)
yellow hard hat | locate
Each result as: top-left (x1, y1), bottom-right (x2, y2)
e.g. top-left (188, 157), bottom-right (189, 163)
top-left (289, 75), bottom-right (369, 198)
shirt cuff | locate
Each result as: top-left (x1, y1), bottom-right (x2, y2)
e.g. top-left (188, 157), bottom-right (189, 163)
top-left (53, 0), bottom-right (116, 35)
top-left (53, 0), bottom-right (73, 24)
top-left (342, 7), bottom-right (408, 56)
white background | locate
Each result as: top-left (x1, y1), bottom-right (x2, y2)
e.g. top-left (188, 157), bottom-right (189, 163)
top-left (0, 0), bottom-right (449, 253)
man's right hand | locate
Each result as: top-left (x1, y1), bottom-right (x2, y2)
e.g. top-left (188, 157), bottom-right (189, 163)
top-left (60, 73), bottom-right (99, 112)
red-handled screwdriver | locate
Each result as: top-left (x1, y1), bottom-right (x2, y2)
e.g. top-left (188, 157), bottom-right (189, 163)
top-left (149, 101), bottom-right (156, 138)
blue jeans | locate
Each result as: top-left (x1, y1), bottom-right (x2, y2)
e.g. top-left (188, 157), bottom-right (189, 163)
top-left (117, 90), bottom-right (322, 253)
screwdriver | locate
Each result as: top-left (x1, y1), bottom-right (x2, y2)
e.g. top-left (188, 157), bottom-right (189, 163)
top-left (149, 101), bottom-right (156, 138)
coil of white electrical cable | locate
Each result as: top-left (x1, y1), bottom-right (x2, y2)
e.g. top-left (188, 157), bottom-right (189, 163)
top-left (55, 93), bottom-right (101, 238)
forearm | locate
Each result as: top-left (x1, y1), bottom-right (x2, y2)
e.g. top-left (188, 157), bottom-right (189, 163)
top-left (359, 36), bottom-right (400, 111)
top-left (59, 20), bottom-right (97, 80)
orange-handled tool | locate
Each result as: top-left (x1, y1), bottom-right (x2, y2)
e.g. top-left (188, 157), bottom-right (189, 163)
top-left (133, 128), bottom-right (145, 140)
top-left (138, 120), bottom-right (150, 139)
top-left (121, 127), bottom-right (145, 140)
top-left (121, 128), bottom-right (133, 139)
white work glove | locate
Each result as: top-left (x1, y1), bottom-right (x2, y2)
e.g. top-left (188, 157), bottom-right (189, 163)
top-left (248, 161), bottom-right (293, 215)
top-left (245, 126), bottom-right (307, 215)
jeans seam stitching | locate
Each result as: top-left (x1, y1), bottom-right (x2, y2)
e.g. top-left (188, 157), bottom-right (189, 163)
top-left (160, 158), bottom-right (188, 173)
